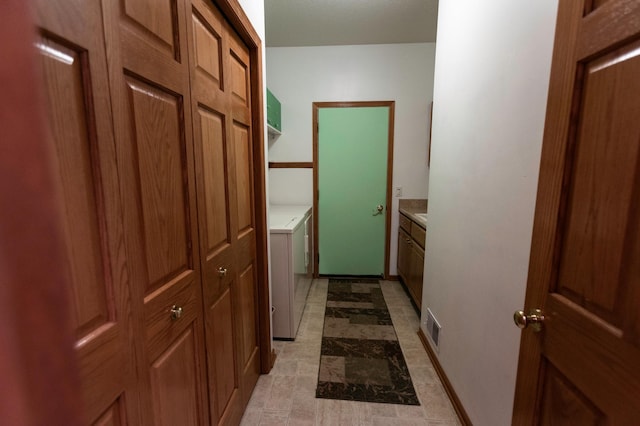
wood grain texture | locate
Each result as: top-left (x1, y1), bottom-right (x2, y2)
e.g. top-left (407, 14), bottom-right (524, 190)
top-left (189, 6), bottom-right (243, 411)
top-left (149, 326), bottom-right (202, 426)
top-left (0, 1), bottom-right (82, 424)
top-left (234, 123), bottom-right (253, 233)
top-left (199, 107), bottom-right (230, 256)
top-left (557, 38), bottom-right (640, 326)
top-left (102, 0), bottom-right (209, 422)
top-left (540, 365), bottom-right (603, 425)
top-left (209, 289), bottom-right (237, 422)
top-left (187, 1), bottom-right (265, 423)
top-left (512, 1), bottom-right (584, 422)
top-left (21, 0), bottom-right (270, 424)
top-left (123, 0), bottom-right (177, 56)
top-left (126, 78), bottom-right (191, 291)
top-left (578, 0), bottom-right (640, 60)
top-left (397, 229), bottom-right (411, 285)
top-left (513, 0), bottom-right (640, 423)
top-left (93, 399), bottom-right (125, 426)
top-left (192, 12), bottom-right (222, 87)
top-left (39, 36), bottom-right (109, 341)
top-left (409, 243), bottom-right (424, 309)
top-left (418, 330), bottom-right (471, 426)
top-left (34, 0), bottom-right (139, 422)
top-left (268, 161), bottom-right (314, 168)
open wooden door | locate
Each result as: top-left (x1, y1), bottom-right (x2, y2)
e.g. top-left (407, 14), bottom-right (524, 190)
top-left (513, 1), bottom-right (640, 424)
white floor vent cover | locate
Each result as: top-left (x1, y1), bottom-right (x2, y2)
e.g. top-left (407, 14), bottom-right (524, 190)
top-left (426, 308), bottom-right (441, 349)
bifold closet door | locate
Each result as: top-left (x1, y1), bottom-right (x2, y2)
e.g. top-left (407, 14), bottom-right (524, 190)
top-left (101, 0), bottom-right (209, 424)
top-left (32, 0), bottom-right (138, 423)
top-left (187, 1), bottom-right (261, 424)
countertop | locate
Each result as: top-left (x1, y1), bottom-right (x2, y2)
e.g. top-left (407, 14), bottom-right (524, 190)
top-left (398, 199), bottom-right (427, 229)
top-left (399, 207), bottom-right (427, 229)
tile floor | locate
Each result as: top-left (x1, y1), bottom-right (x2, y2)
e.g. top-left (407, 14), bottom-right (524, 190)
top-left (240, 279), bottom-right (460, 426)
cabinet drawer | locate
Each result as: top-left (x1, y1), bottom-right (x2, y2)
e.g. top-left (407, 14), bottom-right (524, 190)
top-left (399, 213), bottom-right (411, 232)
top-left (411, 223), bottom-right (426, 249)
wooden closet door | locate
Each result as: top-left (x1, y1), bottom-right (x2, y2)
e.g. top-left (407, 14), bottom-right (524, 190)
top-left (32, 1), bottom-right (138, 423)
top-left (101, 0), bottom-right (209, 424)
top-left (227, 29), bottom-right (262, 407)
top-left (187, 1), bottom-right (261, 424)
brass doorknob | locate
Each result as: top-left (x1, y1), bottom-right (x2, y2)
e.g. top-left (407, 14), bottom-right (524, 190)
top-left (218, 267), bottom-right (227, 277)
top-left (513, 309), bottom-right (545, 332)
top-left (170, 305), bottom-right (183, 320)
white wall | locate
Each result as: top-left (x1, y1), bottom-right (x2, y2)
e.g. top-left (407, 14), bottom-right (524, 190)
top-left (422, 2), bottom-right (558, 425)
top-left (266, 43), bottom-right (436, 274)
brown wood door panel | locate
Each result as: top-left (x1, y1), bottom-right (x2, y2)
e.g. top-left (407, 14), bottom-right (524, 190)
top-left (149, 324), bottom-right (204, 426)
top-left (187, 1), bottom-right (250, 425)
top-left (539, 364), bottom-right (604, 425)
top-left (124, 77), bottom-right (193, 292)
top-left (102, 0), bottom-right (209, 423)
top-left (513, 0), bottom-right (640, 423)
top-left (191, 8), bottom-right (224, 91)
top-left (207, 288), bottom-right (242, 424)
top-left (33, 0), bottom-right (137, 423)
top-left (233, 123), bottom-right (255, 233)
top-left (38, 35), bottom-right (110, 340)
top-left (187, 0), bottom-right (262, 422)
top-left (121, 0), bottom-right (180, 59)
top-left (238, 262), bottom-right (261, 401)
top-left (93, 398), bottom-right (127, 426)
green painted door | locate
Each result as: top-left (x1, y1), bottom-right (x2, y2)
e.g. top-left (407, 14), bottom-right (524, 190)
top-left (318, 106), bottom-right (389, 276)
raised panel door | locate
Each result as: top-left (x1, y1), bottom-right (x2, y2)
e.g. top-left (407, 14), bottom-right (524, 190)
top-left (397, 229), bottom-right (411, 283)
top-left (33, 0), bottom-right (137, 423)
top-left (227, 27), bottom-right (261, 408)
top-left (513, 1), bottom-right (640, 422)
top-left (187, 0), bottom-right (261, 422)
top-left (101, 0), bottom-right (208, 423)
top-left (410, 244), bottom-right (424, 310)
top-left (149, 326), bottom-right (203, 426)
top-left (186, 2), bottom-right (242, 424)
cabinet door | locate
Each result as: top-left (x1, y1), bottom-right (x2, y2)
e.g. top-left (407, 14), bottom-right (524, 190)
top-left (398, 229), bottom-right (411, 282)
top-left (410, 244), bottom-right (425, 311)
top-left (102, 0), bottom-right (208, 423)
top-left (33, 0), bottom-right (138, 422)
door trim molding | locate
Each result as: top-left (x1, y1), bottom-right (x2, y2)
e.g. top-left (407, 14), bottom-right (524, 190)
top-left (312, 101), bottom-right (395, 278)
top-left (214, 0), bottom-right (272, 373)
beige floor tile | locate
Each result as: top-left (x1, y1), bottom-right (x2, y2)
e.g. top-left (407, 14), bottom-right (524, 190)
top-left (240, 279), bottom-right (459, 426)
top-left (316, 399), bottom-right (358, 426)
top-left (240, 408), bottom-right (263, 426)
top-left (270, 358), bottom-right (299, 376)
top-left (246, 375), bottom-right (274, 409)
top-left (259, 411), bottom-right (289, 425)
top-left (288, 394), bottom-right (317, 425)
top-left (417, 384), bottom-right (457, 421)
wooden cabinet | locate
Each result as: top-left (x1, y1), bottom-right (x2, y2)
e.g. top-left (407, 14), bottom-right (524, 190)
top-left (33, 0), bottom-right (267, 424)
top-left (397, 213), bottom-right (425, 312)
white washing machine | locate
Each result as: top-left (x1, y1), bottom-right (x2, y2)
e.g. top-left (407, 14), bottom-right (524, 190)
top-left (269, 205), bottom-right (313, 340)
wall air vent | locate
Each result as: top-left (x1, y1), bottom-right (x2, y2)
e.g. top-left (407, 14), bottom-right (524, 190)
top-left (426, 308), bottom-right (441, 350)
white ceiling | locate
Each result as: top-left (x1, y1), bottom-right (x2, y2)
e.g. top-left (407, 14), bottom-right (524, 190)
top-left (265, 0), bottom-right (439, 47)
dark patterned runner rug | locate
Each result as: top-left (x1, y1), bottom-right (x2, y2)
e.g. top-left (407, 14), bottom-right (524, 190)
top-left (315, 278), bottom-right (419, 405)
